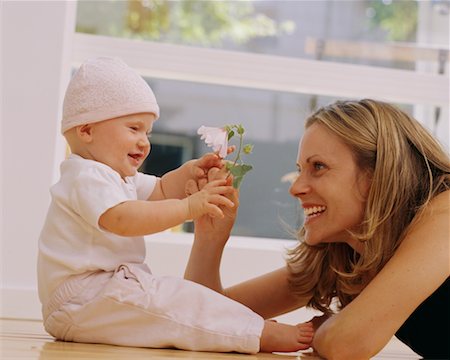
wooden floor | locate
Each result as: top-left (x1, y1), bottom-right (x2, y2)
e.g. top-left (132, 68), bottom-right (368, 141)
top-left (1, 318), bottom-right (419, 359)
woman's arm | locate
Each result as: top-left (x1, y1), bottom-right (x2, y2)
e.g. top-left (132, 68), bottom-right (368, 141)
top-left (224, 267), bottom-right (310, 319)
top-left (312, 190), bottom-right (450, 360)
top-left (184, 171), bottom-right (309, 319)
top-left (187, 242), bottom-right (309, 319)
top-left (184, 175), bottom-right (238, 292)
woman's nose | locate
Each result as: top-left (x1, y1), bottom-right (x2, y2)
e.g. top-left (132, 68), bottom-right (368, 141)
top-left (289, 173), bottom-right (311, 197)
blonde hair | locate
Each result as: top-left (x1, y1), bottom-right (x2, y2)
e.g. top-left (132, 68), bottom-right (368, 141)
top-left (287, 99), bottom-right (450, 313)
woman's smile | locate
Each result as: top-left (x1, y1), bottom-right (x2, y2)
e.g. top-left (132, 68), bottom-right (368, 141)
top-left (303, 205), bottom-right (327, 225)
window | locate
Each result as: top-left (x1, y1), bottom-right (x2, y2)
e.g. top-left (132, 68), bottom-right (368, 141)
top-left (76, 0), bottom-right (449, 73)
top-left (74, 0), bottom-right (449, 239)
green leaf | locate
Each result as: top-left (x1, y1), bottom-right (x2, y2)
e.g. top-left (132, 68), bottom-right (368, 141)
top-left (228, 163), bottom-right (252, 177)
top-left (227, 130), bottom-right (235, 141)
top-left (233, 176), bottom-right (244, 189)
top-left (225, 161), bottom-right (234, 171)
top-left (228, 163), bottom-right (253, 188)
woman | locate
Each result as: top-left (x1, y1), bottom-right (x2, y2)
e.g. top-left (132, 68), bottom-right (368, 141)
top-left (185, 99), bottom-right (450, 359)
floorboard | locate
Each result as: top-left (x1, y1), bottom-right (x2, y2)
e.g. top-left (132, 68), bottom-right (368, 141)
top-left (0, 318), bottom-right (419, 359)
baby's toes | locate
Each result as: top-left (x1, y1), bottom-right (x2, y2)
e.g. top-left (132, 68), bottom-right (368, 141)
top-left (296, 342), bottom-right (312, 350)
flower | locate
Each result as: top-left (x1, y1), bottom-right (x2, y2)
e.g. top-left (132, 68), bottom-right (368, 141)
top-left (198, 124), bottom-right (253, 188)
top-left (197, 126), bottom-right (228, 158)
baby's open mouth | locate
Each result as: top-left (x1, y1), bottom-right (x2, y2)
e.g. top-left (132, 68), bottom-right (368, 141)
top-left (129, 153), bottom-right (142, 160)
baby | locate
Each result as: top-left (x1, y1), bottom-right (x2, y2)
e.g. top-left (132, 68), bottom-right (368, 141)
top-left (37, 57), bottom-right (313, 353)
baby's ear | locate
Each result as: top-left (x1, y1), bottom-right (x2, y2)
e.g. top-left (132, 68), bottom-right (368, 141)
top-left (76, 124), bottom-right (93, 143)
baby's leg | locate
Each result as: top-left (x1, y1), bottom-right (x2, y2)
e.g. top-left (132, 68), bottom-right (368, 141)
top-left (45, 263), bottom-right (264, 353)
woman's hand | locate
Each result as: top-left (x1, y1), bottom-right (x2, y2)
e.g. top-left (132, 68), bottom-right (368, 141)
top-left (186, 166), bottom-right (239, 242)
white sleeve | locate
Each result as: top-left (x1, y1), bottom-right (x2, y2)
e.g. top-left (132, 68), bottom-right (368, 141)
top-left (70, 167), bottom-right (130, 230)
top-left (132, 172), bottom-right (158, 200)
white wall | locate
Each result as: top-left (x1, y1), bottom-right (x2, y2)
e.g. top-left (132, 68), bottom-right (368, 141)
top-left (1, 1), bottom-right (76, 319)
top-left (0, 3), bottom-right (312, 324)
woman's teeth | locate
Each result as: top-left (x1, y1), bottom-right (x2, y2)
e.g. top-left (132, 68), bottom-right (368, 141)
top-left (304, 206), bottom-right (326, 216)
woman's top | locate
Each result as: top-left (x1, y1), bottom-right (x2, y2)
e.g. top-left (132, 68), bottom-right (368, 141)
top-left (395, 277), bottom-right (449, 359)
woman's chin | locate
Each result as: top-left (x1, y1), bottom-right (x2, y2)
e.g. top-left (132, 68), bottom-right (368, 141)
top-left (303, 231), bottom-right (334, 246)
top-left (303, 235), bottom-right (322, 246)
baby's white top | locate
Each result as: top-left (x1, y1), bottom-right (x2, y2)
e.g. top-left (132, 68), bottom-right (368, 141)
top-left (37, 154), bottom-right (157, 305)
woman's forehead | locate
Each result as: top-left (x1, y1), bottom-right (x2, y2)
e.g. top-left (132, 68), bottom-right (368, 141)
top-left (297, 123), bottom-right (351, 162)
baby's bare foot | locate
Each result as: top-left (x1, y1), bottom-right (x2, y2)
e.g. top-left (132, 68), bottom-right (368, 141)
top-left (260, 320), bottom-right (314, 353)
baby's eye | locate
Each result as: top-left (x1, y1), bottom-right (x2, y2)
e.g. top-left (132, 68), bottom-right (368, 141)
top-left (129, 126), bottom-right (138, 131)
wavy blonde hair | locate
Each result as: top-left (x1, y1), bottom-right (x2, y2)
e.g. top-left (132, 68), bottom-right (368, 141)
top-left (287, 99), bottom-right (450, 313)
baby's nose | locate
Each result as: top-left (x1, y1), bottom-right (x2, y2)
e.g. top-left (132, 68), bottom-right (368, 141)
top-left (138, 136), bottom-right (149, 148)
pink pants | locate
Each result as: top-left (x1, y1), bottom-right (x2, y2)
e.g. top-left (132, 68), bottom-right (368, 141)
top-left (43, 263), bottom-right (264, 353)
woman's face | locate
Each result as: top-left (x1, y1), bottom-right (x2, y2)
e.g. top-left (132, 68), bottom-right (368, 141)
top-left (289, 122), bottom-right (371, 251)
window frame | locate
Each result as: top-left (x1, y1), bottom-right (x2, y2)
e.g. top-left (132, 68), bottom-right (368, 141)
top-left (73, 33), bottom-right (448, 107)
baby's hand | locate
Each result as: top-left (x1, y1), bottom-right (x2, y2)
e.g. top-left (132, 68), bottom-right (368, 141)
top-left (190, 147), bottom-right (236, 181)
top-left (260, 320), bottom-right (314, 353)
top-left (184, 179), bottom-right (234, 220)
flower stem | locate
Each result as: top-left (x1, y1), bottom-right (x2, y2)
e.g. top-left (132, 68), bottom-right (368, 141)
top-left (226, 128), bottom-right (244, 179)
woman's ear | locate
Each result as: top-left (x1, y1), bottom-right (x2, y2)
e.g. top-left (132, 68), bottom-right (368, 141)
top-left (76, 124), bottom-right (93, 143)
top-left (357, 169), bottom-right (373, 202)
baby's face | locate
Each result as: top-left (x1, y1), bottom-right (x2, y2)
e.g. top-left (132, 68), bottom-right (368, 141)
top-left (87, 113), bottom-right (156, 179)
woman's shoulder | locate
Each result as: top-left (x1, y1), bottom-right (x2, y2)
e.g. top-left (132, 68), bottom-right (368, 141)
top-left (431, 189), bottom-right (450, 206)
top-left (421, 189), bottom-right (449, 218)
top-left (400, 190), bottom-right (448, 249)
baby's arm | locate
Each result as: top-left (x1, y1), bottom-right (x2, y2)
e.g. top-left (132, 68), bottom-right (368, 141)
top-left (260, 320), bottom-right (314, 353)
top-left (99, 179), bottom-right (234, 236)
top-left (150, 153), bottom-right (223, 201)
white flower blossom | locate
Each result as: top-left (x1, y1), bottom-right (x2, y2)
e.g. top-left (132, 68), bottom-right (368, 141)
top-left (197, 125), bottom-right (228, 158)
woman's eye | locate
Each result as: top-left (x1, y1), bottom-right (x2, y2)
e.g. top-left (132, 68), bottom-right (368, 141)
top-left (313, 162), bottom-right (325, 170)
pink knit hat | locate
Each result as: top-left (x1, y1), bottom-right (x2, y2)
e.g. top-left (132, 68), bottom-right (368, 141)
top-left (61, 57), bottom-right (160, 134)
